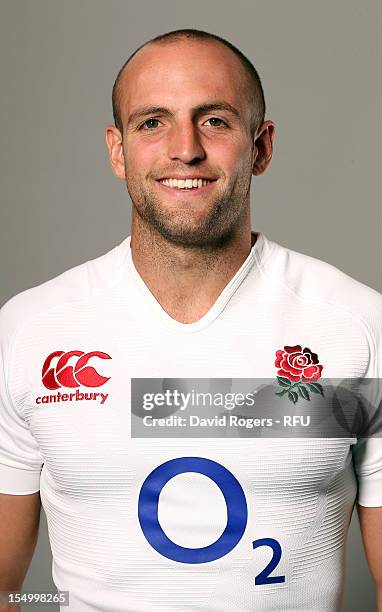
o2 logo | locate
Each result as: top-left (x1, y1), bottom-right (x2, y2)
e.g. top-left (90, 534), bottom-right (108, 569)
top-left (138, 457), bottom-right (285, 586)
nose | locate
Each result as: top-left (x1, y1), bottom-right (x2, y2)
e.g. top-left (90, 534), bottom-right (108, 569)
top-left (167, 121), bottom-right (206, 164)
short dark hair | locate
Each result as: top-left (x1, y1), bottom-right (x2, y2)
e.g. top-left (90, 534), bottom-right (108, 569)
top-left (112, 28), bottom-right (266, 138)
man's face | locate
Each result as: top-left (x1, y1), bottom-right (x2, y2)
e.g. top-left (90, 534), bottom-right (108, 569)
top-left (114, 40), bottom-right (259, 247)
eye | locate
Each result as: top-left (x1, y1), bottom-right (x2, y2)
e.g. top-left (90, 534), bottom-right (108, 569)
top-left (140, 118), bottom-right (161, 130)
top-left (205, 117), bottom-right (228, 128)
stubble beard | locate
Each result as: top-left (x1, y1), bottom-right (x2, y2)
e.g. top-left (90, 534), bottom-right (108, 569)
top-left (125, 167), bottom-right (252, 249)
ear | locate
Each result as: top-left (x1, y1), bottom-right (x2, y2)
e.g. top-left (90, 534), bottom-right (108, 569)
top-left (252, 120), bottom-right (276, 176)
top-left (105, 125), bottom-right (126, 180)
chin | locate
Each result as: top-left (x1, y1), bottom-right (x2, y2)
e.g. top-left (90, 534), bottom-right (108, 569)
top-left (155, 221), bottom-right (232, 248)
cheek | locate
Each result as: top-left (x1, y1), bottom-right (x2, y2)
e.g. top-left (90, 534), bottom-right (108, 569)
top-left (208, 141), bottom-right (248, 176)
top-left (124, 138), bottom-right (163, 174)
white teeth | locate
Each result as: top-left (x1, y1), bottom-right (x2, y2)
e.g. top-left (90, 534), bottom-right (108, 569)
top-left (159, 178), bottom-right (213, 189)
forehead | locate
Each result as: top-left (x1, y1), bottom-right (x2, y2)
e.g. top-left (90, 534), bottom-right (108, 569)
top-left (118, 40), bottom-right (252, 124)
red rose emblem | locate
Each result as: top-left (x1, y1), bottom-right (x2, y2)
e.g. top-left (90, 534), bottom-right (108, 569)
top-left (275, 345), bottom-right (323, 382)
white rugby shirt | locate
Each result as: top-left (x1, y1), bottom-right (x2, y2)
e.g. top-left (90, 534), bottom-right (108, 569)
top-left (1, 232), bottom-right (381, 611)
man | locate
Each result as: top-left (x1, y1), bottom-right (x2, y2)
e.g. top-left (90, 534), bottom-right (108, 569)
top-left (0, 28), bottom-right (381, 612)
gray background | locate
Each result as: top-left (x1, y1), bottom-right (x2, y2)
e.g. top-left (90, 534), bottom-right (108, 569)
top-left (1, 0), bottom-right (381, 610)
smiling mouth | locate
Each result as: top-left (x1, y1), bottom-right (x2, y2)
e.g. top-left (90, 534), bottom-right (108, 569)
top-left (156, 178), bottom-right (217, 191)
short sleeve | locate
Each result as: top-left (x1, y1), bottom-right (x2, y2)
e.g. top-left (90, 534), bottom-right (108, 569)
top-left (0, 302), bottom-right (43, 494)
top-left (352, 362), bottom-right (382, 507)
top-left (353, 438), bottom-right (382, 507)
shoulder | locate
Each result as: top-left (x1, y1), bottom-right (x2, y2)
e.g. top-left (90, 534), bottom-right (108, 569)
top-left (259, 236), bottom-right (382, 374)
top-left (0, 237), bottom-right (130, 348)
top-left (260, 236), bottom-right (382, 324)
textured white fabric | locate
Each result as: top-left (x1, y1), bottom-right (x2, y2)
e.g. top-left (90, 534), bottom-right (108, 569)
top-left (0, 232), bottom-right (381, 611)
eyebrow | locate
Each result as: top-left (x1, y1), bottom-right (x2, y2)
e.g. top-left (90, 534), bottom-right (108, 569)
top-left (126, 102), bottom-right (242, 128)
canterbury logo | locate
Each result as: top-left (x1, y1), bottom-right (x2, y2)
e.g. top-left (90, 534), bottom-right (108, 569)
top-left (42, 350), bottom-right (111, 390)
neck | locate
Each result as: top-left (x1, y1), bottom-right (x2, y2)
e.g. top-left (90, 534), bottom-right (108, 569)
top-left (129, 213), bottom-right (255, 324)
